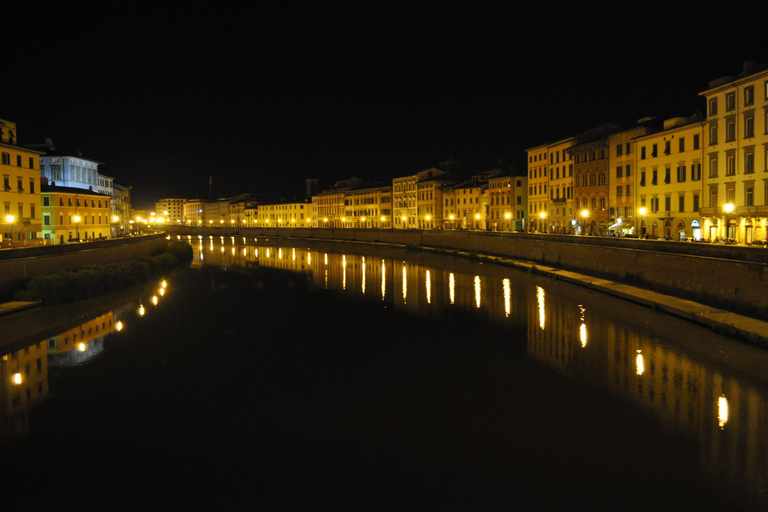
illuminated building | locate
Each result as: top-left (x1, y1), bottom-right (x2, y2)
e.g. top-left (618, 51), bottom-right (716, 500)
top-left (343, 184), bottom-right (392, 228)
top-left (154, 197), bottom-right (186, 224)
top-left (392, 169), bottom-right (444, 229)
top-left (447, 175), bottom-right (489, 230)
top-left (0, 119), bottom-right (44, 245)
top-left (526, 143), bottom-right (549, 232)
top-left (41, 183), bottom-right (111, 243)
top-left (634, 115), bottom-right (704, 239)
top-left (488, 174), bottom-right (527, 231)
top-left (569, 124), bottom-right (622, 236)
top-left (699, 62), bottom-right (768, 243)
top-left (256, 201), bottom-right (311, 227)
top-left (546, 139), bottom-right (577, 234)
top-left (415, 171), bottom-right (456, 230)
top-left (316, 177), bottom-right (361, 228)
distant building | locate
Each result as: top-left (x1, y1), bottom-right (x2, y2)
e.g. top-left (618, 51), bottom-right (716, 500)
top-left (155, 197), bottom-right (186, 224)
top-left (488, 173), bottom-right (527, 231)
top-left (343, 184), bottom-right (392, 229)
top-left (0, 119), bottom-right (44, 245)
top-left (392, 168), bottom-right (444, 229)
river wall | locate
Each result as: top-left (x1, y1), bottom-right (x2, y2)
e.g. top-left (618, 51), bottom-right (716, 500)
top-left (166, 226), bottom-right (768, 317)
top-left (0, 234), bottom-right (168, 300)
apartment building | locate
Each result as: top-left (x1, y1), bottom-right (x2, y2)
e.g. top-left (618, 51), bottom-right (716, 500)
top-left (257, 202), bottom-right (311, 227)
top-left (488, 174), bottom-right (527, 231)
top-left (0, 119), bottom-right (44, 245)
top-left (547, 139), bottom-right (577, 233)
top-left (700, 62), bottom-right (768, 243)
top-left (526, 144), bottom-right (549, 232)
top-left (393, 168), bottom-right (444, 229)
top-left (41, 184), bottom-right (111, 244)
top-left (635, 116), bottom-right (704, 239)
top-left (343, 184), bottom-right (392, 228)
top-left (155, 197), bottom-right (186, 224)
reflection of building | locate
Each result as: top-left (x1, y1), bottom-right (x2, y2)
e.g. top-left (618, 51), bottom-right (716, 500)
top-left (0, 340), bottom-right (49, 440)
top-left (41, 184), bottom-right (112, 243)
top-left (700, 63), bottom-right (768, 243)
top-left (635, 116), bottom-right (704, 239)
top-left (0, 119), bottom-right (45, 245)
top-left (46, 312), bottom-right (114, 366)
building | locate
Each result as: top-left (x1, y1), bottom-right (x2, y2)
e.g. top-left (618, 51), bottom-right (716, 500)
top-left (256, 201), bottom-right (311, 227)
top-left (154, 198), bottom-right (186, 225)
top-left (526, 144), bottom-right (549, 232)
top-left (316, 177), bottom-right (361, 228)
top-left (446, 176), bottom-right (489, 230)
top-left (606, 122), bottom-right (661, 236)
top-left (0, 119), bottom-right (44, 246)
top-left (113, 182), bottom-right (132, 237)
top-left (634, 116), bottom-right (704, 239)
top-left (41, 184), bottom-right (111, 244)
top-left (546, 139), bottom-right (577, 234)
top-left (393, 169), bottom-right (444, 229)
top-left (700, 62), bottom-right (768, 243)
top-left (488, 173), bottom-right (527, 231)
top-left (569, 124), bottom-right (622, 235)
top-left (343, 184), bottom-right (392, 228)
top-left (183, 199), bottom-right (205, 226)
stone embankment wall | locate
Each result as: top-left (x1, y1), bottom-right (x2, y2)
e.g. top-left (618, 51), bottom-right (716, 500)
top-left (0, 234), bottom-right (168, 300)
top-left (167, 226), bottom-right (768, 317)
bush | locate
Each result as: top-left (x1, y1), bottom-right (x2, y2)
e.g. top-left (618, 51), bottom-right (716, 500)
top-left (16, 241), bottom-right (194, 304)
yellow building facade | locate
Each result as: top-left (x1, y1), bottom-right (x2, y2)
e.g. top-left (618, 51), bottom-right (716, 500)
top-left (700, 63), bottom-right (768, 243)
top-left (343, 185), bottom-right (392, 228)
top-left (0, 119), bottom-right (44, 246)
top-left (635, 116), bottom-right (704, 239)
top-left (257, 202), bottom-right (311, 227)
top-left (526, 144), bottom-right (549, 232)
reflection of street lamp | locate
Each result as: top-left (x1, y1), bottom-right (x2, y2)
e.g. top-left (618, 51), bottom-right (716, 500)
top-left (6, 214), bottom-right (14, 245)
top-left (73, 214), bottom-right (81, 240)
top-left (581, 210), bottom-right (589, 235)
top-left (724, 202), bottom-right (734, 240)
top-left (638, 207), bottom-right (647, 238)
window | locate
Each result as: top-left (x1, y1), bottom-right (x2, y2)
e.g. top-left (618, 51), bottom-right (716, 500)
top-left (726, 118), bottom-right (736, 141)
top-left (726, 92), bottom-right (736, 111)
top-left (745, 183), bottom-right (754, 206)
top-left (652, 169), bottom-right (658, 185)
top-left (693, 134), bottom-right (700, 149)
top-left (745, 114), bottom-right (754, 138)
top-left (42, 196), bottom-right (50, 207)
top-left (693, 194), bottom-right (699, 212)
top-left (679, 195), bottom-right (685, 212)
top-left (664, 167), bottom-right (671, 184)
top-left (744, 150), bottom-right (754, 174)
top-left (745, 86), bottom-right (754, 106)
top-left (677, 165), bottom-right (686, 182)
top-left (616, 145), bottom-right (623, 156)
top-left (726, 154), bottom-right (736, 175)
top-left (641, 146), bottom-right (646, 159)
top-left (616, 166), bottom-right (623, 178)
top-left (626, 185), bottom-right (631, 196)
top-left (652, 144), bottom-right (658, 157)
top-left (598, 173), bottom-right (605, 186)
top-left (710, 124), bottom-right (718, 145)
top-left (709, 97), bottom-right (718, 116)
top-left (29, 179), bottom-right (34, 194)
top-left (640, 171), bottom-right (646, 187)
top-left (664, 141), bottom-right (671, 155)
top-left (626, 165), bottom-right (631, 177)
top-left (679, 137), bottom-right (685, 152)
top-left (616, 186), bottom-right (623, 197)
top-left (691, 162), bottom-right (701, 181)
top-left (709, 157), bottom-right (718, 178)
top-left (665, 196), bottom-right (671, 212)
top-left (1, 153), bottom-right (9, 165)
top-left (43, 215), bottom-right (51, 226)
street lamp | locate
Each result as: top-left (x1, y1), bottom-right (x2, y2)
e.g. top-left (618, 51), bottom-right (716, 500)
top-left (638, 207), bottom-right (646, 238)
top-left (581, 210), bottom-right (589, 235)
top-left (6, 214), bottom-right (14, 246)
top-left (73, 214), bottom-right (81, 241)
top-left (724, 202), bottom-right (734, 241)
top-left (539, 211), bottom-right (547, 233)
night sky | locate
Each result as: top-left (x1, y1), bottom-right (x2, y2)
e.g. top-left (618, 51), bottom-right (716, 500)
top-left (4, 4), bottom-right (767, 208)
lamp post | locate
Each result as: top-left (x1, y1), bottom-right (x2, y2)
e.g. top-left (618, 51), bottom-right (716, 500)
top-left (505, 212), bottom-right (511, 231)
top-left (638, 207), bottom-right (647, 238)
top-left (581, 210), bottom-right (589, 235)
top-left (723, 202), bottom-right (734, 241)
top-left (539, 211), bottom-right (547, 233)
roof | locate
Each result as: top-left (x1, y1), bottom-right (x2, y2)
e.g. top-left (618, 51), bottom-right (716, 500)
top-left (41, 184), bottom-right (111, 197)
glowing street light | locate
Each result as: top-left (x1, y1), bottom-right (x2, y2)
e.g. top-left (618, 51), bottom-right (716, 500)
top-left (73, 214), bottom-right (81, 240)
top-left (581, 209), bottom-right (589, 235)
top-left (6, 214), bottom-right (14, 245)
top-left (724, 202), bottom-right (734, 240)
top-left (638, 207), bottom-right (647, 238)
top-left (539, 211), bottom-right (547, 233)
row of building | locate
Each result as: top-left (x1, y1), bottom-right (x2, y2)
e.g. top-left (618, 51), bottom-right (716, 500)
top-left (0, 121), bottom-right (131, 246)
top-left (5, 62), bottom-right (767, 245)
top-left (146, 63), bottom-right (768, 244)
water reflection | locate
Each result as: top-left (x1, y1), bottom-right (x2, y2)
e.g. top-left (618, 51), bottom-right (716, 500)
top-left (0, 278), bottom-right (171, 443)
top-left (185, 235), bottom-right (768, 509)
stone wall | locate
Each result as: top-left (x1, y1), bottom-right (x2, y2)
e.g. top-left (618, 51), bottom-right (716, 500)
top-left (0, 234), bottom-right (168, 300)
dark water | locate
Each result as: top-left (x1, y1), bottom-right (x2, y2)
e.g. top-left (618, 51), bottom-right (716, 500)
top-left (1, 235), bottom-right (767, 511)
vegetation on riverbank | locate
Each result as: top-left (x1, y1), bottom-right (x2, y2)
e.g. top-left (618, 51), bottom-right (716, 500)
top-left (14, 242), bottom-right (194, 305)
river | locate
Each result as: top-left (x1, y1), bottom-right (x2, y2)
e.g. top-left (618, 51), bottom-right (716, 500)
top-left (1, 235), bottom-right (766, 511)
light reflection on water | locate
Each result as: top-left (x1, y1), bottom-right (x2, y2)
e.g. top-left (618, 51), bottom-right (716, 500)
top-left (187, 234), bottom-right (768, 509)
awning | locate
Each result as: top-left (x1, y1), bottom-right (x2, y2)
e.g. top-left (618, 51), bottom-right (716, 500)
top-left (609, 220), bottom-right (634, 229)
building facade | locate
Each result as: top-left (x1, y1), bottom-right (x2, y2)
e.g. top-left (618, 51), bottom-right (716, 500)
top-left (0, 119), bottom-right (44, 246)
top-left (700, 63), bottom-right (768, 243)
top-left (41, 184), bottom-right (111, 244)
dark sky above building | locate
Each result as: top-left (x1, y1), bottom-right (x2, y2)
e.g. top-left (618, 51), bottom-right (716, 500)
top-left (4, 4), bottom-right (767, 208)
